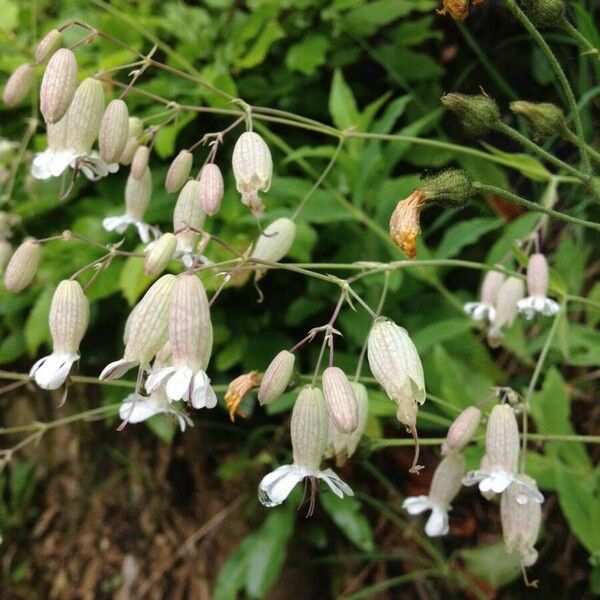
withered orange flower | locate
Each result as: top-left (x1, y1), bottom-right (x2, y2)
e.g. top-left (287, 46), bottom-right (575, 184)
top-left (437, 0), bottom-right (486, 21)
top-left (225, 370), bottom-right (262, 421)
top-left (389, 190), bottom-right (425, 259)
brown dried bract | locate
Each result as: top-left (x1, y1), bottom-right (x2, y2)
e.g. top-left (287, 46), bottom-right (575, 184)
top-left (225, 370), bottom-right (262, 421)
top-left (437, 0), bottom-right (486, 21)
top-left (389, 190), bottom-right (425, 259)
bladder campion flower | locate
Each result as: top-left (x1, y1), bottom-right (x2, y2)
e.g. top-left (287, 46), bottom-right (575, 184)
top-left (198, 163), bottom-right (224, 216)
top-left (35, 29), bottom-right (63, 64)
top-left (442, 406), bottom-right (481, 455)
top-left (3, 64), bottom-right (35, 106)
top-left (516, 253), bottom-right (559, 319)
top-left (258, 350), bottom-right (295, 406)
top-left (165, 150), bottom-right (193, 193)
top-left (258, 386), bottom-right (353, 511)
top-left (39, 48), bottom-right (77, 124)
top-left (487, 276), bottom-right (525, 347)
top-left (464, 269), bottom-right (505, 323)
top-left (30, 280), bottom-right (89, 390)
top-left (172, 180), bottom-right (207, 267)
top-left (3, 238), bottom-right (40, 292)
top-left (322, 366), bottom-right (358, 434)
top-left (99, 99), bottom-right (130, 164)
top-left (251, 217), bottom-right (297, 280)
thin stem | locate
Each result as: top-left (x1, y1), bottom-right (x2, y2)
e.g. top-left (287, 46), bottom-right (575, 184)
top-left (473, 182), bottom-right (600, 231)
top-left (562, 128), bottom-right (600, 165)
top-left (562, 19), bottom-right (600, 62)
top-left (505, 0), bottom-right (592, 173)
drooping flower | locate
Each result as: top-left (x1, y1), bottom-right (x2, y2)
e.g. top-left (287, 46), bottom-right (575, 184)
top-left (118, 392), bottom-right (190, 431)
top-left (3, 238), bottom-right (40, 292)
top-left (464, 269), bottom-right (505, 323)
top-left (39, 48), bottom-right (77, 124)
top-left (389, 190), bottom-right (425, 259)
top-left (225, 371), bottom-right (262, 420)
top-left (403, 452), bottom-right (466, 536)
top-left (172, 180), bottom-right (207, 267)
top-left (322, 366), bottom-right (358, 434)
top-left (35, 29), bottom-right (63, 64)
top-left (442, 406), bottom-right (481, 455)
top-left (165, 150), bottom-right (193, 193)
top-left (258, 349), bottom-right (295, 406)
top-left (29, 280), bottom-right (89, 390)
top-left (251, 217), bottom-right (297, 280)
top-left (3, 63), bottom-right (35, 106)
top-left (99, 99), bottom-right (130, 164)
top-left (517, 253), bottom-right (559, 319)
top-left (487, 276), bottom-right (525, 347)
top-left (501, 474), bottom-right (544, 567)
top-left (258, 386), bottom-right (353, 511)
top-left (145, 274), bottom-right (216, 409)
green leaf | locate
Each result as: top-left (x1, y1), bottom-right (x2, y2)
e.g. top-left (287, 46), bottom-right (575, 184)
top-left (329, 69), bottom-right (359, 131)
top-left (481, 143), bottom-right (551, 181)
top-left (24, 287), bottom-right (54, 356)
top-left (145, 415), bottom-right (177, 444)
top-left (320, 493), bottom-right (375, 551)
top-left (412, 319), bottom-right (472, 354)
top-left (459, 542), bottom-right (522, 588)
top-left (434, 217), bottom-right (501, 259)
top-left (237, 20), bottom-right (285, 70)
top-left (0, 0), bottom-right (18, 31)
top-left (154, 112), bottom-right (196, 158)
top-left (215, 336), bottom-right (248, 371)
top-left (285, 35), bottom-right (329, 75)
top-left (0, 330), bottom-right (26, 364)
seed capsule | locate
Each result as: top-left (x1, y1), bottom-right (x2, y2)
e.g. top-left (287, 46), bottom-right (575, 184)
top-left (322, 367), bottom-right (358, 434)
top-left (125, 167), bottom-right (152, 221)
top-left (35, 29), bottom-right (63, 63)
top-left (65, 78), bottom-right (105, 154)
top-left (3, 239), bottom-right (40, 292)
top-left (173, 180), bottom-right (206, 255)
top-left (165, 150), bottom-right (192, 193)
top-left (198, 163), bottom-right (224, 215)
top-left (144, 232), bottom-right (177, 276)
top-left (251, 217), bottom-right (296, 280)
top-left (442, 406), bottom-right (481, 455)
top-left (99, 99), bottom-right (130, 164)
top-left (232, 131), bottom-right (272, 216)
top-left (258, 349), bottom-right (295, 406)
top-left (40, 48), bottom-right (77, 124)
top-left (131, 145), bottom-right (150, 180)
top-left (3, 64), bottom-right (35, 106)
top-left (291, 386), bottom-right (328, 470)
top-left (486, 404), bottom-right (520, 474)
top-left (49, 280), bottom-right (89, 354)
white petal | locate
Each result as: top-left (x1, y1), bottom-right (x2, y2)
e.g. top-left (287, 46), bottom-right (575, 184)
top-left (425, 506), bottom-right (449, 537)
top-left (267, 470), bottom-right (305, 505)
top-left (50, 149), bottom-right (78, 176)
top-left (100, 358), bottom-right (138, 380)
top-left (318, 468), bottom-right (353, 498)
top-left (259, 464), bottom-right (296, 489)
top-left (489, 471), bottom-right (513, 494)
top-left (462, 470), bottom-right (487, 487)
top-left (30, 352), bottom-right (78, 390)
top-left (145, 366), bottom-right (177, 394)
top-left (31, 151), bottom-right (54, 179)
top-left (402, 495), bottom-right (431, 515)
top-left (165, 366), bottom-right (193, 401)
top-left (134, 221), bottom-right (152, 244)
top-left (191, 371), bottom-right (217, 409)
top-left (102, 215), bottom-right (131, 234)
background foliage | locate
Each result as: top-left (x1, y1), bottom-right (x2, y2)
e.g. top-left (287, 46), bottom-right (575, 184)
top-left (0, 0), bottom-right (599, 597)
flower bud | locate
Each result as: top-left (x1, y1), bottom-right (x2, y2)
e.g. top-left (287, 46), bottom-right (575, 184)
top-left (326, 382), bottom-right (369, 460)
top-left (99, 99), bottom-right (130, 164)
top-left (501, 475), bottom-right (543, 567)
top-left (322, 367), bottom-right (358, 434)
top-left (165, 150), bottom-right (193, 193)
top-left (251, 217), bottom-right (297, 280)
top-left (510, 101), bottom-right (567, 138)
top-left (442, 406), bottom-right (481, 455)
top-left (119, 137), bottom-right (140, 166)
top-left (49, 280), bottom-right (89, 354)
top-left (487, 276), bottom-right (525, 347)
top-left (258, 349), bottom-right (295, 406)
top-left (35, 29), bottom-right (63, 63)
top-left (144, 232), bottom-right (177, 276)
top-left (291, 386), bottom-right (329, 470)
top-left (486, 404), bottom-right (520, 475)
top-left (526, 253), bottom-right (548, 298)
top-left (131, 145), bottom-right (150, 180)
top-left (173, 180), bottom-right (206, 255)
top-left (3, 64), bottom-right (35, 106)
top-left (390, 190), bottom-right (424, 259)
top-left (125, 167), bottom-right (152, 221)
top-left (198, 163), bottom-right (224, 215)
top-left (0, 240), bottom-right (13, 273)
top-left (3, 239), bottom-right (40, 292)
top-left (519, 0), bottom-right (564, 28)
top-left (441, 93), bottom-right (500, 135)
top-left (429, 452), bottom-right (466, 508)
top-left (124, 274), bottom-right (176, 365)
top-left (367, 317), bottom-right (426, 413)
top-left (419, 169), bottom-right (475, 206)
top-left (40, 48), bottom-right (77, 124)
top-left (65, 78), bottom-right (105, 154)
top-left (232, 131), bottom-right (272, 216)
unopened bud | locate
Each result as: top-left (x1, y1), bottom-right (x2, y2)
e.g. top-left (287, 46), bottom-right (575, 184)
top-left (526, 253), bottom-right (548, 298)
top-left (390, 190), bottom-right (424, 259)
top-left (65, 78), bottom-right (105, 154)
top-left (165, 150), bottom-right (193, 193)
top-left (40, 48), bottom-right (78, 124)
top-left (125, 167), bottom-right (152, 221)
top-left (173, 180), bottom-right (206, 254)
top-left (232, 131), bottom-right (272, 216)
top-left (291, 386), bottom-right (328, 470)
top-left (441, 93), bottom-right (500, 135)
top-left (419, 169), bottom-right (475, 206)
top-left (131, 145), bottom-right (150, 180)
top-left (487, 276), bottom-right (525, 347)
top-left (3, 64), bottom-right (35, 106)
top-left (119, 137), bottom-right (140, 166)
top-left (442, 406), bottom-right (481, 455)
top-left (0, 240), bottom-right (13, 273)
top-left (258, 349), bottom-right (295, 406)
top-left (3, 239), bottom-right (40, 292)
top-left (501, 474), bottom-right (543, 567)
top-left (486, 404), bottom-right (520, 474)
top-left (144, 232), bottom-right (177, 276)
top-left (429, 452), bottom-right (466, 508)
top-left (510, 101), bottom-right (567, 138)
top-left (99, 99), bottom-right (130, 163)
top-left (198, 163), bottom-right (224, 215)
top-left (251, 217), bottom-right (296, 280)
top-left (50, 280), bottom-right (89, 354)
top-left (322, 367), bottom-right (358, 434)
top-left (35, 29), bottom-right (63, 63)
top-left (519, 0), bottom-right (564, 28)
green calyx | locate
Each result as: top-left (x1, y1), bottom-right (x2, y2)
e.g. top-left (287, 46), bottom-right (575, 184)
top-left (518, 0), bottom-right (565, 28)
top-left (441, 93), bottom-right (500, 136)
top-left (509, 101), bottom-right (568, 139)
top-left (420, 169), bottom-right (475, 208)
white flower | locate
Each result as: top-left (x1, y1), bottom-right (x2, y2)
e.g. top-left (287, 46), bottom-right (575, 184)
top-left (516, 295), bottom-right (559, 319)
top-left (464, 269), bottom-right (505, 324)
top-left (146, 366), bottom-right (217, 409)
top-left (30, 351), bottom-right (80, 390)
top-left (517, 253), bottom-right (559, 319)
top-left (403, 496), bottom-right (450, 537)
top-left (258, 464), bottom-right (353, 507)
top-left (119, 392), bottom-right (191, 431)
top-left (462, 466), bottom-right (515, 495)
top-left (31, 147), bottom-right (78, 180)
top-left (102, 214), bottom-right (157, 244)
